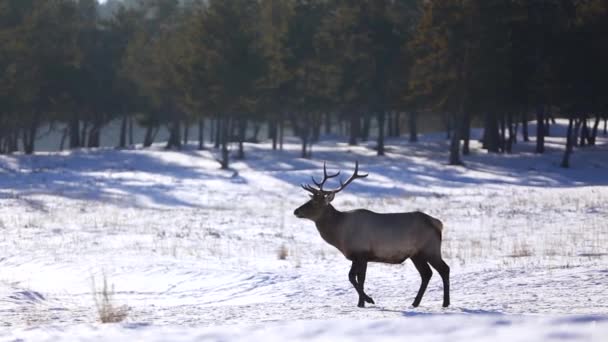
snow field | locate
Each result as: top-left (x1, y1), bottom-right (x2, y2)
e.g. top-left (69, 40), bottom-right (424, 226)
top-left (1, 123), bottom-right (607, 340)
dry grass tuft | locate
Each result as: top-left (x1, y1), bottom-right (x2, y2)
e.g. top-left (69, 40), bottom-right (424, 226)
top-left (509, 240), bottom-right (533, 258)
top-left (277, 244), bottom-right (289, 260)
top-left (92, 273), bottom-right (129, 323)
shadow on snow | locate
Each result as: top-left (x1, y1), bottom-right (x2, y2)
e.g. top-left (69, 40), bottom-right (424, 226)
top-left (1, 121), bottom-right (606, 209)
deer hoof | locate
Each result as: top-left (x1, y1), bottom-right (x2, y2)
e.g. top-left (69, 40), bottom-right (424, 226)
top-left (365, 296), bottom-right (375, 304)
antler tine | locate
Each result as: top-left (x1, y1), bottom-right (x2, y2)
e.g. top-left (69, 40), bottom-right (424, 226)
top-left (333, 161), bottom-right (368, 193)
top-left (301, 184), bottom-right (319, 195)
top-left (311, 161), bottom-right (340, 190)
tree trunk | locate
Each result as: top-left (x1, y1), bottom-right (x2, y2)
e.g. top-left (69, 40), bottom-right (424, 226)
top-left (2, 134), bottom-right (14, 153)
top-left (270, 120), bottom-right (278, 150)
top-left (312, 113), bottom-right (321, 142)
top-left (198, 118), bottom-right (205, 150)
top-left (209, 118), bottom-right (215, 144)
top-left (535, 105), bottom-right (545, 153)
top-left (0, 136), bottom-right (6, 154)
top-left (69, 119), bottom-right (80, 149)
top-left (8, 132), bottom-right (18, 153)
top-left (143, 127), bottom-right (152, 147)
top-left (325, 112), bottom-right (332, 135)
top-left (522, 111), bottom-right (529, 142)
top-left (251, 122), bottom-right (261, 142)
top-left (544, 117), bottom-right (551, 136)
top-left (59, 127), bottom-right (68, 151)
top-left (268, 120), bottom-right (275, 139)
top-left (307, 138), bottom-right (313, 158)
top-left (119, 114), bottom-right (127, 148)
top-left (449, 113), bottom-right (463, 165)
top-left (166, 119), bottom-right (182, 149)
top-left (376, 111), bottom-right (385, 156)
top-left (21, 127), bottom-right (28, 154)
top-left (573, 117), bottom-right (582, 147)
top-left (301, 131), bottom-right (308, 158)
top-left (143, 126), bottom-right (158, 147)
top-left (579, 118), bottom-right (588, 147)
top-left (506, 112), bottom-right (514, 153)
top-left (603, 117), bottom-right (607, 135)
top-left (395, 111), bottom-right (401, 137)
top-left (80, 121), bottom-right (88, 148)
top-left (349, 112), bottom-right (360, 146)
top-left (183, 123), bottom-right (189, 146)
top-left (361, 115), bottom-right (371, 141)
top-left (499, 113), bottom-right (506, 153)
top-left (300, 113), bottom-right (311, 158)
top-left (409, 111), bottom-right (418, 142)
top-left (22, 122), bottom-right (37, 155)
top-left (214, 116), bottom-right (221, 149)
top-left (279, 112), bottom-right (284, 151)
top-left (230, 118), bottom-right (238, 141)
top-left (220, 117), bottom-right (229, 169)
top-left (237, 118), bottom-right (246, 159)
top-left (87, 124), bottom-right (101, 148)
top-left (387, 111), bottom-right (394, 137)
top-left (588, 115), bottom-right (600, 145)
top-left (446, 112), bottom-right (452, 139)
top-left (484, 113), bottom-right (500, 153)
top-left (560, 117), bottom-right (574, 168)
top-left (128, 116), bottom-right (134, 146)
top-left (462, 112), bottom-right (471, 155)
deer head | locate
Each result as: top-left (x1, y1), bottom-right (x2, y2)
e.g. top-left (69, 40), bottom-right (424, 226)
top-left (293, 161), bottom-right (368, 221)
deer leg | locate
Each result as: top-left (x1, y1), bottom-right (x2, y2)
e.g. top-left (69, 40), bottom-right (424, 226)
top-left (428, 257), bottom-right (450, 308)
top-left (411, 255), bottom-right (432, 308)
top-left (356, 260), bottom-right (375, 306)
top-left (348, 261), bottom-right (361, 306)
top-left (349, 258), bottom-right (374, 307)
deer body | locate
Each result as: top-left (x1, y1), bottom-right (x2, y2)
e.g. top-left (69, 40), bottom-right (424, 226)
top-left (294, 162), bottom-right (450, 308)
top-left (314, 207), bottom-right (442, 264)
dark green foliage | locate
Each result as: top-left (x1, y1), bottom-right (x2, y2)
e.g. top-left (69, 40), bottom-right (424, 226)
top-left (0, 0), bottom-right (605, 169)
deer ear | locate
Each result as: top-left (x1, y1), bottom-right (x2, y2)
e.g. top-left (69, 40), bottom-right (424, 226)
top-left (325, 192), bottom-right (335, 203)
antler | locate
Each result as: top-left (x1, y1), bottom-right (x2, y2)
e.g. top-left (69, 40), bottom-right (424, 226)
top-left (301, 161), bottom-right (367, 196)
top-left (311, 162), bottom-right (340, 190)
top-left (330, 161), bottom-right (368, 194)
top-left (301, 162), bottom-right (340, 195)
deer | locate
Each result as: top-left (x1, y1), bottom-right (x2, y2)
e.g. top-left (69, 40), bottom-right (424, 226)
top-left (293, 161), bottom-right (450, 308)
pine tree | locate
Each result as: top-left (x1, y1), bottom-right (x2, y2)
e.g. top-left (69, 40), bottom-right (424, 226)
top-left (258, 0), bottom-right (294, 150)
top-left (195, 0), bottom-right (266, 167)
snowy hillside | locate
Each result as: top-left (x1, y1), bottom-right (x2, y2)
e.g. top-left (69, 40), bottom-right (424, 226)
top-left (1, 123), bottom-right (607, 341)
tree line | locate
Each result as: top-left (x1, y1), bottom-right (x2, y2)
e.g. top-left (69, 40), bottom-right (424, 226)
top-left (0, 0), bottom-right (606, 169)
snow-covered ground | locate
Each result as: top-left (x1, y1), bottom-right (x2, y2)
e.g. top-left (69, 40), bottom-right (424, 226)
top-left (1, 122), bottom-right (607, 341)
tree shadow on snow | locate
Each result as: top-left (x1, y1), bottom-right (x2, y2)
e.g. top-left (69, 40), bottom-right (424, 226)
top-left (239, 123), bottom-right (608, 192)
top-left (0, 148), bottom-right (246, 208)
top-left (1, 120), bottom-right (606, 210)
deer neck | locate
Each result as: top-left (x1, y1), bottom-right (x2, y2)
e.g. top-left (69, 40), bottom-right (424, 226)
top-left (314, 205), bottom-right (343, 248)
